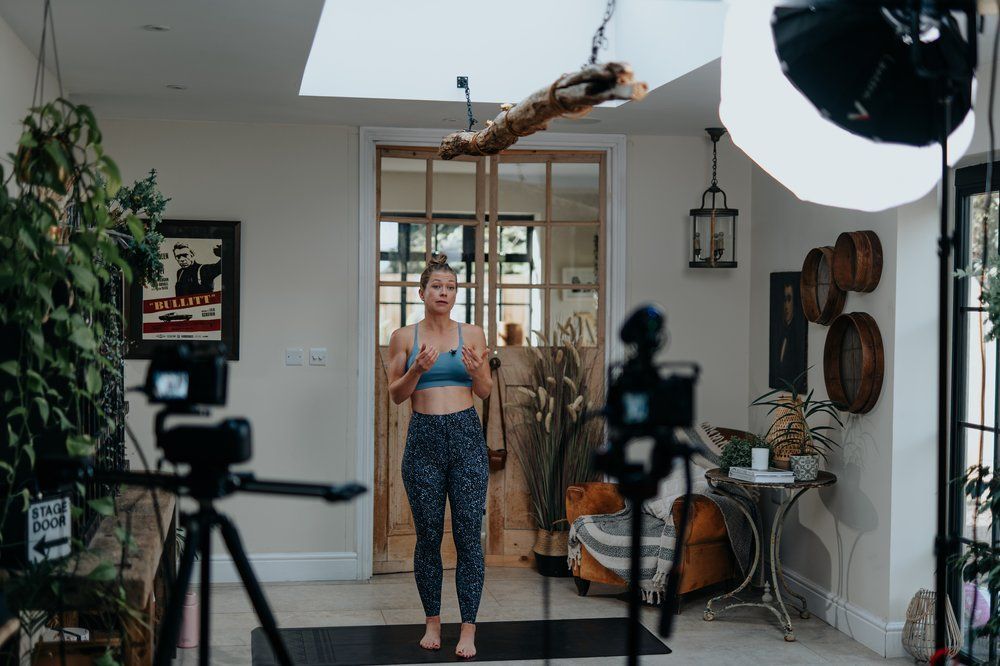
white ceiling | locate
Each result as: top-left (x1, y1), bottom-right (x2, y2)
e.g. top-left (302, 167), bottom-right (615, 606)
top-left (0, 0), bottom-right (725, 136)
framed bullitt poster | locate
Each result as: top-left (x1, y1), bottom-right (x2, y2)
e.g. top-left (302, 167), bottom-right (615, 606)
top-left (125, 219), bottom-right (241, 360)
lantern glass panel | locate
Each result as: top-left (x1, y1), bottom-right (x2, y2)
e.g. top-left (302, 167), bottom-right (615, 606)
top-left (690, 211), bottom-right (737, 267)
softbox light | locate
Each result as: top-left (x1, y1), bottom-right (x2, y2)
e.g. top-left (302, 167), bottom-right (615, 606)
top-left (720, 0), bottom-right (977, 212)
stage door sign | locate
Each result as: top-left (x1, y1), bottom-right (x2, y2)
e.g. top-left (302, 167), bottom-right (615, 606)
top-left (27, 495), bottom-right (71, 563)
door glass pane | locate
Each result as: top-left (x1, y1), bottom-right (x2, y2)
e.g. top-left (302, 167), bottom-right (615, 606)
top-left (433, 159), bottom-right (477, 216)
top-left (551, 289), bottom-right (598, 347)
top-left (550, 225), bottom-right (599, 286)
top-left (381, 157), bottom-right (426, 215)
top-left (963, 311), bottom-right (997, 429)
top-left (498, 162), bottom-right (545, 220)
top-left (552, 162), bottom-right (600, 221)
top-left (497, 289), bottom-right (544, 346)
top-left (968, 192), bottom-right (999, 307)
top-left (378, 286), bottom-right (424, 345)
top-left (432, 223), bottom-right (477, 283)
top-left (454, 287), bottom-right (477, 329)
top-left (380, 221), bottom-right (426, 281)
top-left (499, 226), bottom-right (544, 285)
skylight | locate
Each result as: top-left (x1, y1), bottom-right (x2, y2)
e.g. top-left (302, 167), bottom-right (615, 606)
top-left (300, 0), bottom-right (727, 106)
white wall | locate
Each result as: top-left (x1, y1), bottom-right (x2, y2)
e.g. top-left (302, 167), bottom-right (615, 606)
top-left (748, 168), bottom-right (901, 652)
top-left (627, 134), bottom-right (753, 429)
top-left (97, 123), bottom-right (755, 580)
top-left (100, 119), bottom-right (361, 579)
top-left (0, 13), bottom-right (55, 176)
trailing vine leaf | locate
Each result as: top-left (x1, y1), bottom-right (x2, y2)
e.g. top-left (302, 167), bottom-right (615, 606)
top-left (66, 434), bottom-right (95, 457)
top-left (68, 326), bottom-right (97, 350)
top-left (86, 561), bottom-right (117, 581)
top-left (88, 497), bottom-right (115, 517)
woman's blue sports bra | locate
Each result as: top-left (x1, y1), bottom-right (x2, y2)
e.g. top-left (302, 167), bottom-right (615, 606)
top-left (406, 321), bottom-right (473, 390)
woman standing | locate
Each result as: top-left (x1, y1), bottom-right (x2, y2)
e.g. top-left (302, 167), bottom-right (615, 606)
top-left (387, 253), bottom-right (492, 659)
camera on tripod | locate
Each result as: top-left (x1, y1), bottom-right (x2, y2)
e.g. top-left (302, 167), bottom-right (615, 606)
top-left (601, 305), bottom-right (699, 447)
top-left (594, 305), bottom-right (701, 656)
top-left (143, 343), bottom-right (251, 468)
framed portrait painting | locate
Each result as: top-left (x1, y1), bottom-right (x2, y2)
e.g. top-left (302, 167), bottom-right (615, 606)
top-left (125, 219), bottom-right (241, 360)
top-left (769, 271), bottom-right (807, 393)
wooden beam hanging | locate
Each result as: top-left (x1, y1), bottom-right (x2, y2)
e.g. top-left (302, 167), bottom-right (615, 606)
top-left (438, 62), bottom-right (647, 160)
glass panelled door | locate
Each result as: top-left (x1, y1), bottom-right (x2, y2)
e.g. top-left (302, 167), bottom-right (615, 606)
top-left (373, 147), bottom-right (607, 573)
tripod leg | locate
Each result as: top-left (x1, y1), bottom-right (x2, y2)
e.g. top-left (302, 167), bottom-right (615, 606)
top-left (154, 517), bottom-right (202, 666)
top-left (199, 515), bottom-right (212, 666)
top-left (216, 512), bottom-right (295, 666)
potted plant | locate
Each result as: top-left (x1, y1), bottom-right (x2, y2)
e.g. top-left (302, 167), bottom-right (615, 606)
top-left (719, 435), bottom-right (768, 474)
top-left (512, 318), bottom-right (604, 576)
top-left (751, 372), bottom-right (844, 481)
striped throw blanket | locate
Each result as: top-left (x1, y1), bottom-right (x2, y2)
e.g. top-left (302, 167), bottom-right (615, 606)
top-left (567, 424), bottom-right (757, 603)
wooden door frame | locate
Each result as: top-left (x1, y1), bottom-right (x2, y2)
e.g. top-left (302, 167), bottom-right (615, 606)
top-left (355, 126), bottom-right (627, 580)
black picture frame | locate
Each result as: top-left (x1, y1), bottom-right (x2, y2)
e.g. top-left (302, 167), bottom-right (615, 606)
top-left (768, 271), bottom-right (807, 393)
top-left (125, 219), bottom-right (241, 360)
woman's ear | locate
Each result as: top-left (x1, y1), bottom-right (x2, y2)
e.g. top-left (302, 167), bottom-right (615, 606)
top-left (418, 288), bottom-right (424, 301)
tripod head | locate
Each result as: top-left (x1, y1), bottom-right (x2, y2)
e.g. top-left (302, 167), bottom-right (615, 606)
top-left (598, 305), bottom-right (700, 483)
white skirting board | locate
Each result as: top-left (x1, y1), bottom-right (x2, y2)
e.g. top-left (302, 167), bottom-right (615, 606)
top-left (783, 568), bottom-right (905, 658)
top-left (206, 551), bottom-right (359, 584)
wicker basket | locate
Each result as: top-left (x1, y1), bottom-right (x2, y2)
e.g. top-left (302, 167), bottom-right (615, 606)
top-left (533, 528), bottom-right (569, 556)
top-left (901, 589), bottom-right (961, 662)
top-left (766, 396), bottom-right (808, 469)
top-left (533, 528), bottom-right (570, 577)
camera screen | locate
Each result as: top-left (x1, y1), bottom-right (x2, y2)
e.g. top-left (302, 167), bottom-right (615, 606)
top-left (152, 371), bottom-right (190, 401)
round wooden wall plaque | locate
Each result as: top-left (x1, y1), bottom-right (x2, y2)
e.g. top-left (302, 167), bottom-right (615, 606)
top-left (801, 246), bottom-right (846, 325)
top-left (833, 231), bottom-right (882, 292)
top-left (824, 312), bottom-right (884, 414)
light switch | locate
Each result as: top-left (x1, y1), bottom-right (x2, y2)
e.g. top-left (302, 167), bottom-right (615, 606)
top-left (285, 348), bottom-right (304, 366)
top-left (309, 347), bottom-right (328, 366)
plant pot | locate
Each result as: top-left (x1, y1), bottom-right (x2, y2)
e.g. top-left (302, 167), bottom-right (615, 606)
top-left (789, 454), bottom-right (819, 481)
top-left (533, 529), bottom-right (570, 577)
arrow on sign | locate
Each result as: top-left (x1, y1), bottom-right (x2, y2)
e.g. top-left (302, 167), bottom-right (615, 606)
top-left (33, 533), bottom-right (69, 556)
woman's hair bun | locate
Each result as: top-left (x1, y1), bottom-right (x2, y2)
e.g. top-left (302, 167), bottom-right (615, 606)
top-left (420, 252), bottom-right (457, 289)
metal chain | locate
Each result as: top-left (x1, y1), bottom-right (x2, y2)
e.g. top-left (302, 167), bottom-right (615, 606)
top-left (588, 0), bottom-right (617, 66)
top-left (457, 76), bottom-right (477, 132)
top-left (465, 83), bottom-right (476, 132)
top-left (711, 139), bottom-right (719, 188)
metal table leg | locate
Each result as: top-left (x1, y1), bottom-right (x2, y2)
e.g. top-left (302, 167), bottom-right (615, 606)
top-left (768, 487), bottom-right (810, 641)
top-left (773, 487), bottom-right (810, 621)
top-left (704, 484), bottom-right (791, 634)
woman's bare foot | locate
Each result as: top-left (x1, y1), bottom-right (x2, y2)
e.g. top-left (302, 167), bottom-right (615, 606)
top-left (455, 622), bottom-right (477, 659)
top-left (420, 616), bottom-right (441, 650)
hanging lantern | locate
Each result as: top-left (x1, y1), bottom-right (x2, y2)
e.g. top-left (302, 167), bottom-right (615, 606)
top-left (690, 127), bottom-right (738, 269)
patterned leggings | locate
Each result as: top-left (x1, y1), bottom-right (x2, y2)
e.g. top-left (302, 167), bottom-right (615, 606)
top-left (401, 407), bottom-right (489, 624)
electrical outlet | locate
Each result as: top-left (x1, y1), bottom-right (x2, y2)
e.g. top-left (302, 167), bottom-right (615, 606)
top-left (285, 348), bottom-right (304, 366)
top-left (309, 347), bottom-right (328, 366)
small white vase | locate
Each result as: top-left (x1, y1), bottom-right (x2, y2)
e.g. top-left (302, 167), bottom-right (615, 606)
top-left (751, 447), bottom-right (770, 470)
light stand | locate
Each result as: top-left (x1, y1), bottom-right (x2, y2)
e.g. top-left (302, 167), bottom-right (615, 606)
top-left (935, 83), bottom-right (956, 657)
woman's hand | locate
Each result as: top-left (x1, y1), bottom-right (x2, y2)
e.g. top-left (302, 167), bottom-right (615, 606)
top-left (462, 346), bottom-right (489, 374)
top-left (412, 343), bottom-right (438, 373)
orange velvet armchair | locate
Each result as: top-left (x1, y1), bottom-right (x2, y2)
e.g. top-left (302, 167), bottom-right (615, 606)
top-left (565, 483), bottom-right (735, 607)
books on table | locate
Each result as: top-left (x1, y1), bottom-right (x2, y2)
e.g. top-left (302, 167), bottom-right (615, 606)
top-left (728, 466), bottom-right (795, 483)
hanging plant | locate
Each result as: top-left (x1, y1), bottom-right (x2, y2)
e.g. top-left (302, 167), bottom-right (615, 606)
top-left (0, 97), bottom-right (136, 548)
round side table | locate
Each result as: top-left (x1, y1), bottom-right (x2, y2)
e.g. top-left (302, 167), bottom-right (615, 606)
top-left (703, 468), bottom-right (837, 642)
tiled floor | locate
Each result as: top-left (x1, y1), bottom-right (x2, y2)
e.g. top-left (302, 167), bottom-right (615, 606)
top-left (175, 566), bottom-right (910, 664)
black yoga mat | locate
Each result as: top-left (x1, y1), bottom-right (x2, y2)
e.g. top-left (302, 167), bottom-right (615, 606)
top-left (251, 617), bottom-right (671, 665)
